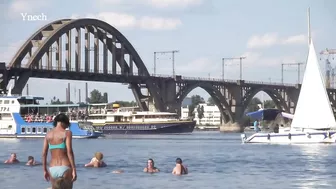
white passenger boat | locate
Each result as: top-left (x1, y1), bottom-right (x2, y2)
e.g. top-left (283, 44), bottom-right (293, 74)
top-left (0, 91), bottom-right (102, 139)
top-left (86, 103), bottom-right (196, 134)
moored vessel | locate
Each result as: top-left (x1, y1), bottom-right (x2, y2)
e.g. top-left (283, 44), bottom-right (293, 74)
top-left (86, 103), bottom-right (196, 134)
top-left (0, 92), bottom-right (102, 139)
top-left (241, 39), bottom-right (336, 144)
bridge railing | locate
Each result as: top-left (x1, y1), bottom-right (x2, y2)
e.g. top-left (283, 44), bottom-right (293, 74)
top-left (10, 65), bottom-right (297, 87)
top-left (180, 76), bottom-right (237, 83)
top-left (244, 80), bottom-right (297, 87)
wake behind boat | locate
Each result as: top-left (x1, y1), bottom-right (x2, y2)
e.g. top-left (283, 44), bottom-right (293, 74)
top-left (241, 39), bottom-right (336, 144)
top-left (0, 92), bottom-right (102, 139)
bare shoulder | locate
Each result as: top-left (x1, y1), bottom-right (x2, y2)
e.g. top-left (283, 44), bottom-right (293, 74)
top-left (66, 130), bottom-right (73, 137)
top-left (45, 130), bottom-right (52, 139)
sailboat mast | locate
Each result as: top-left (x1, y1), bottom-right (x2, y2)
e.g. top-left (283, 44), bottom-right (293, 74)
top-left (307, 7), bottom-right (311, 46)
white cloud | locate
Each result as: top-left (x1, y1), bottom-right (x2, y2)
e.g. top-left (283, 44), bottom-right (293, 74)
top-left (88, 12), bottom-right (137, 28)
top-left (145, 0), bottom-right (203, 8)
top-left (8, 0), bottom-right (47, 14)
top-left (97, 0), bottom-right (122, 4)
top-left (246, 33), bottom-right (279, 49)
top-left (177, 57), bottom-right (212, 74)
top-left (241, 51), bottom-right (301, 68)
top-left (0, 40), bottom-right (26, 65)
top-left (71, 12), bottom-right (182, 30)
top-left (96, 0), bottom-right (202, 8)
top-left (138, 16), bottom-right (181, 30)
top-left (282, 34), bottom-right (306, 45)
top-left (247, 33), bottom-right (307, 49)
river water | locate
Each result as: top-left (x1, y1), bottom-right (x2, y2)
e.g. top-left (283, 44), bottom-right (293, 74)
top-left (0, 131), bottom-right (335, 189)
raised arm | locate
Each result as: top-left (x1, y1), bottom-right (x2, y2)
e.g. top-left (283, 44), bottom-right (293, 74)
top-left (65, 131), bottom-right (76, 171)
top-left (42, 135), bottom-right (49, 172)
top-left (85, 162), bottom-right (94, 167)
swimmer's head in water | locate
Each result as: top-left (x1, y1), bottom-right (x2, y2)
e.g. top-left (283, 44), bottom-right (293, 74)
top-left (95, 152), bottom-right (103, 161)
top-left (28, 156), bottom-right (34, 161)
top-left (53, 113), bottom-right (70, 128)
top-left (11, 153), bottom-right (17, 160)
top-left (176, 158), bottom-right (182, 164)
top-left (147, 158), bottom-right (154, 168)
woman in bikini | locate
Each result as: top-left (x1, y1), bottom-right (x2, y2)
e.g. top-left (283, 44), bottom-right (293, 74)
top-left (42, 113), bottom-right (77, 189)
top-left (143, 158), bottom-right (159, 173)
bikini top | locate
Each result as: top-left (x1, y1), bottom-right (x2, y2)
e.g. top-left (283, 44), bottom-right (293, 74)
top-left (48, 131), bottom-right (67, 150)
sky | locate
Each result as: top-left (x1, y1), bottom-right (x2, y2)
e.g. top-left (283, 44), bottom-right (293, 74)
top-left (0, 0), bottom-right (336, 104)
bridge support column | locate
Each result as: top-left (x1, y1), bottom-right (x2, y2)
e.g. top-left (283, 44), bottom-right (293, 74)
top-left (0, 63), bottom-right (9, 93)
top-left (220, 122), bottom-right (243, 133)
top-left (220, 81), bottom-right (245, 133)
top-left (11, 72), bottom-right (31, 95)
top-left (147, 95), bottom-right (156, 111)
top-left (153, 79), bottom-right (177, 112)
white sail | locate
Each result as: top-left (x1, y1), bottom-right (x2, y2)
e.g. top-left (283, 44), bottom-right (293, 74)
top-left (291, 39), bottom-right (336, 129)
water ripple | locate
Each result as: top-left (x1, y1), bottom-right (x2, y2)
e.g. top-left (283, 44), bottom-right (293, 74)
top-left (0, 132), bottom-right (336, 188)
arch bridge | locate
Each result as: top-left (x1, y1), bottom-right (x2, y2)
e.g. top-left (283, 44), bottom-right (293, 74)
top-left (1, 18), bottom-right (336, 130)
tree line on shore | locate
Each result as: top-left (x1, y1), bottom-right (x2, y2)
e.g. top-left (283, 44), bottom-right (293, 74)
top-left (48, 89), bottom-right (137, 107)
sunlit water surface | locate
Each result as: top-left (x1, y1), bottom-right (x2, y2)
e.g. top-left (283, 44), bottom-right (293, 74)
top-left (0, 131), bottom-right (335, 189)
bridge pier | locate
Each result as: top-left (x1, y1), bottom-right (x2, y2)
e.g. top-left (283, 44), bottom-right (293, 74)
top-left (11, 72), bottom-right (30, 95)
top-left (0, 63), bottom-right (9, 93)
top-left (219, 122), bottom-right (243, 133)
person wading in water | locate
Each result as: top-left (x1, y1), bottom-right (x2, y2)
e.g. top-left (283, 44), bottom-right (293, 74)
top-left (172, 158), bottom-right (188, 175)
top-left (42, 113), bottom-right (77, 189)
top-left (143, 158), bottom-right (159, 173)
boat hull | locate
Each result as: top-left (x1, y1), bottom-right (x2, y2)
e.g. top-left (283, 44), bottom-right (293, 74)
top-left (94, 121), bottom-right (196, 134)
top-left (241, 131), bottom-right (336, 144)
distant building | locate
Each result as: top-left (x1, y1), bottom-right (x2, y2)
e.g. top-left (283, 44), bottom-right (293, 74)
top-left (181, 106), bottom-right (189, 119)
top-left (181, 103), bottom-right (222, 125)
top-left (181, 97), bottom-right (192, 107)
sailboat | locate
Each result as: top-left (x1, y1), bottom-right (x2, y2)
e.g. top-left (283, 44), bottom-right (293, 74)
top-left (241, 39), bottom-right (336, 144)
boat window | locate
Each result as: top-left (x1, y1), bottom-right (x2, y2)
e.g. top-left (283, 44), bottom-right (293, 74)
top-left (32, 127), bottom-right (36, 133)
top-left (8, 125), bottom-right (12, 129)
top-left (4, 100), bottom-right (9, 104)
top-left (27, 128), bottom-right (31, 133)
top-left (43, 128), bottom-right (47, 133)
top-left (0, 100), bottom-right (2, 104)
top-left (48, 128), bottom-right (52, 131)
top-left (11, 100), bottom-right (15, 104)
top-left (37, 128), bottom-right (41, 133)
top-left (21, 127), bottom-right (25, 133)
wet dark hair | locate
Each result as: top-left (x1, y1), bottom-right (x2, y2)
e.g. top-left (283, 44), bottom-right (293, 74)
top-left (176, 158), bottom-right (182, 164)
top-left (28, 156), bottom-right (34, 161)
top-left (53, 113), bottom-right (70, 127)
top-left (53, 178), bottom-right (71, 189)
top-left (148, 158), bottom-right (155, 167)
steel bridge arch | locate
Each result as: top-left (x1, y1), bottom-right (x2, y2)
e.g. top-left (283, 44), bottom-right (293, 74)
top-left (8, 18), bottom-right (165, 111)
top-left (176, 83), bottom-right (234, 123)
top-left (8, 19), bottom-right (72, 67)
top-left (243, 87), bottom-right (290, 112)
